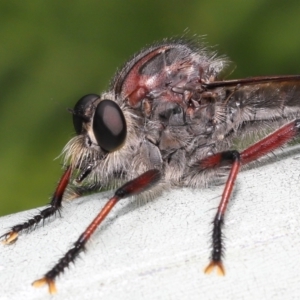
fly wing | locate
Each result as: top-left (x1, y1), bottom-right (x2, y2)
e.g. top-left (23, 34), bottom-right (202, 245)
top-left (206, 76), bottom-right (300, 123)
top-left (203, 76), bottom-right (300, 151)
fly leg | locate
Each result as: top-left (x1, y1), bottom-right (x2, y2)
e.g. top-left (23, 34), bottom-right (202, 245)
top-left (200, 119), bottom-right (300, 275)
top-left (32, 169), bottom-right (161, 294)
top-left (200, 151), bottom-right (241, 275)
top-left (66, 163), bottom-right (102, 199)
top-left (1, 166), bottom-right (72, 244)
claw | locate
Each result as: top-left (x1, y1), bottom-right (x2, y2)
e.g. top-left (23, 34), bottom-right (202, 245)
top-left (1, 231), bottom-right (18, 245)
top-left (32, 277), bottom-right (57, 294)
top-left (204, 260), bottom-right (225, 276)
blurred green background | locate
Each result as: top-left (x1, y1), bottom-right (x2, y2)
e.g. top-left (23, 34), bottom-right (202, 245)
top-left (1, 0), bottom-right (300, 216)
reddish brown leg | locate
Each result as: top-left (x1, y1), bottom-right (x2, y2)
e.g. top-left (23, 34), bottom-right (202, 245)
top-left (203, 151), bottom-right (241, 275)
top-left (202, 119), bottom-right (300, 275)
top-left (32, 169), bottom-right (161, 294)
top-left (1, 166), bottom-right (72, 244)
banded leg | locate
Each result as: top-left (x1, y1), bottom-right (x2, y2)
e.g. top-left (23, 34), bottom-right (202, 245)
top-left (1, 166), bottom-right (72, 244)
top-left (202, 119), bottom-right (300, 275)
top-left (32, 169), bottom-right (161, 294)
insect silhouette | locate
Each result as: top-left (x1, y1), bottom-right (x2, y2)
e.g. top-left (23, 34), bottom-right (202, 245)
top-left (2, 38), bottom-right (300, 294)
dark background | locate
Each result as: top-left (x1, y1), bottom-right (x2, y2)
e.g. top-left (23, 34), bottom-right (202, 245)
top-left (1, 1), bottom-right (300, 216)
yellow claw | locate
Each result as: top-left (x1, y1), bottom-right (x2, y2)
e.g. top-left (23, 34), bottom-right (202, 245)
top-left (32, 277), bottom-right (57, 294)
top-left (204, 261), bottom-right (225, 276)
top-left (2, 232), bottom-right (18, 245)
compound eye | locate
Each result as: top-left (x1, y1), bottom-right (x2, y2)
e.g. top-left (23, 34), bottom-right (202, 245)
top-left (73, 94), bottom-right (100, 134)
top-left (93, 100), bottom-right (127, 152)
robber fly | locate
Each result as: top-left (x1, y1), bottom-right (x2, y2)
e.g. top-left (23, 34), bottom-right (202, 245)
top-left (2, 38), bottom-right (300, 294)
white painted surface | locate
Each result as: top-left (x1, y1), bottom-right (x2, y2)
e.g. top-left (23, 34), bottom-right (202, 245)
top-left (1, 145), bottom-right (300, 300)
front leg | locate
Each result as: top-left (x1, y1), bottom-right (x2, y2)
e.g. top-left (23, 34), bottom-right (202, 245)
top-left (32, 169), bottom-right (161, 294)
top-left (1, 166), bottom-right (72, 244)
